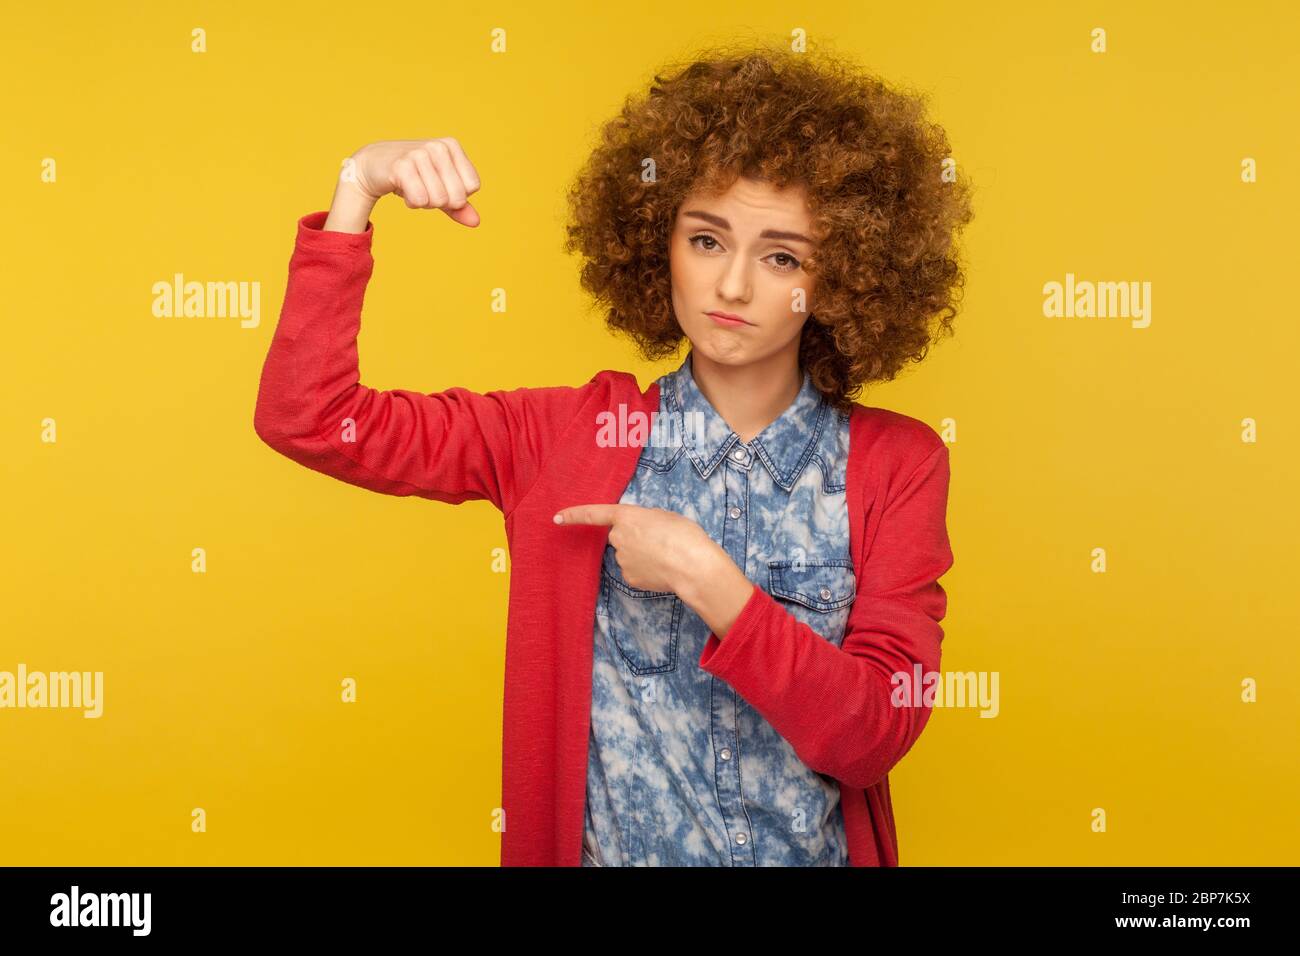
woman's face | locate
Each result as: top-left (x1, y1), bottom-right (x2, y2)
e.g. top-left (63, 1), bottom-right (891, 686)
top-left (668, 176), bottom-right (817, 368)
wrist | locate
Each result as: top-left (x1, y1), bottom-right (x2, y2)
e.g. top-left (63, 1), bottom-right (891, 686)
top-left (675, 540), bottom-right (748, 603)
top-left (324, 178), bottom-right (379, 234)
top-left (672, 539), bottom-right (725, 605)
top-left (676, 547), bottom-right (755, 640)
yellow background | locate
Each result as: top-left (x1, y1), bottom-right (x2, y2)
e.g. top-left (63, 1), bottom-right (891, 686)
top-left (2, 1), bottom-right (1297, 865)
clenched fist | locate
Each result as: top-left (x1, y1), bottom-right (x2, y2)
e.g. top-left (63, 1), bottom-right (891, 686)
top-left (326, 137), bottom-right (482, 232)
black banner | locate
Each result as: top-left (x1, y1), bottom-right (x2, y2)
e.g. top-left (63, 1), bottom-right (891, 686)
top-left (0, 866), bottom-right (1290, 942)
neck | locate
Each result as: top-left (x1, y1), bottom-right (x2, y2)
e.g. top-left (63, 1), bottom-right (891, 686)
top-left (688, 346), bottom-right (803, 444)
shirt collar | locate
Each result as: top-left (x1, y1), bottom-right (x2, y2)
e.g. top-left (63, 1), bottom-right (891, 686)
top-left (665, 350), bottom-right (828, 492)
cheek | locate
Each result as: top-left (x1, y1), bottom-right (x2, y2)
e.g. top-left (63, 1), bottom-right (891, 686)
top-left (669, 252), bottom-right (710, 318)
top-left (670, 244), bottom-right (702, 289)
top-left (668, 246), bottom-right (698, 328)
top-left (793, 280), bottom-right (814, 317)
top-left (766, 279), bottom-right (810, 321)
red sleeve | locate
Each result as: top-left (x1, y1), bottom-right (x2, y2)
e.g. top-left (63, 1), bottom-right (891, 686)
top-left (697, 442), bottom-right (953, 790)
top-left (253, 211), bottom-right (596, 516)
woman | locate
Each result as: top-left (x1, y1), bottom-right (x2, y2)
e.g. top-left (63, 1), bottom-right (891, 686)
top-left (254, 42), bottom-right (973, 866)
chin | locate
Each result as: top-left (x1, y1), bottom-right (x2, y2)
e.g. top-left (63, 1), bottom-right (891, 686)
top-left (687, 331), bottom-right (755, 365)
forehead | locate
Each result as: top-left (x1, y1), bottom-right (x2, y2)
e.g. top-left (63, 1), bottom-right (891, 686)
top-left (679, 176), bottom-right (811, 225)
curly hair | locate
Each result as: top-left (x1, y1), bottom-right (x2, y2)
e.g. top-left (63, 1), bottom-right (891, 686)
top-left (563, 40), bottom-right (975, 411)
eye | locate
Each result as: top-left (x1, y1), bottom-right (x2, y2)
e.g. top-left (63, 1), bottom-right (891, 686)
top-left (687, 233), bottom-right (721, 252)
top-left (688, 233), bottom-right (802, 273)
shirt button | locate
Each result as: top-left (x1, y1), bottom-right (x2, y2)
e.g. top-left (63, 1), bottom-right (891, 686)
top-left (728, 506), bottom-right (742, 519)
top-left (720, 748), bottom-right (731, 760)
top-left (735, 832), bottom-right (748, 845)
top-left (819, 587), bottom-right (832, 600)
top-left (731, 447), bottom-right (747, 462)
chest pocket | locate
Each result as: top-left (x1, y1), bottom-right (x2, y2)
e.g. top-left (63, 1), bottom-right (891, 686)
top-left (767, 559), bottom-right (857, 647)
top-left (597, 544), bottom-right (683, 675)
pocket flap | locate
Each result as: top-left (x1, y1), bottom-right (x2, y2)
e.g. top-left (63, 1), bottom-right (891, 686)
top-left (768, 560), bottom-right (856, 612)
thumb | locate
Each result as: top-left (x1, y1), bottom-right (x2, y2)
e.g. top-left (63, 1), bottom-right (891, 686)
top-left (441, 201), bottom-right (480, 227)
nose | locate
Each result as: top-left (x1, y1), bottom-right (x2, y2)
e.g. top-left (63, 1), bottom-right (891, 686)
top-left (716, 251), bottom-right (751, 303)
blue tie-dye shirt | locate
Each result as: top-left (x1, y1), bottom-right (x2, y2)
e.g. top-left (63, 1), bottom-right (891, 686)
top-left (582, 350), bottom-right (857, 866)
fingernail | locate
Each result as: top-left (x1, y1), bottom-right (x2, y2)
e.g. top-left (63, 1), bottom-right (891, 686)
top-left (553, 513), bottom-right (564, 524)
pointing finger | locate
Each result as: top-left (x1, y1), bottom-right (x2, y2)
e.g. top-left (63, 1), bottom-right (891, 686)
top-left (553, 504), bottom-right (622, 526)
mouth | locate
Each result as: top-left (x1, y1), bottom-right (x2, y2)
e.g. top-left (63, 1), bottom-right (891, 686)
top-left (707, 311), bottom-right (752, 328)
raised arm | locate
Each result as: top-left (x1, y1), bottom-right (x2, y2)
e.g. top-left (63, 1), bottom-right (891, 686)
top-left (253, 139), bottom-right (596, 516)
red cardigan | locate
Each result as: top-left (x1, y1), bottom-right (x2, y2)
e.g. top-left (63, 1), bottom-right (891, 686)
top-left (254, 211), bottom-right (955, 866)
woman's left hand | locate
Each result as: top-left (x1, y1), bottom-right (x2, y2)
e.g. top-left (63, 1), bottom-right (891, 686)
top-left (553, 503), bottom-right (721, 595)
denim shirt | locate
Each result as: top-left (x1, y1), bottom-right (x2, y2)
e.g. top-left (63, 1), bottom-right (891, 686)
top-left (582, 350), bottom-right (856, 866)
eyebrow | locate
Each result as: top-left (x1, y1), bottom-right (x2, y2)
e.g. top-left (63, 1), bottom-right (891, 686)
top-left (680, 210), bottom-right (814, 245)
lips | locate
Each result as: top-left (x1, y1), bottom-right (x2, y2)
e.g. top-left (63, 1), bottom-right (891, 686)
top-left (707, 311), bottom-right (750, 327)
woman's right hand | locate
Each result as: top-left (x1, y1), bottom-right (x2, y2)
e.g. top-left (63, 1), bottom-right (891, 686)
top-left (326, 138), bottom-right (482, 231)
